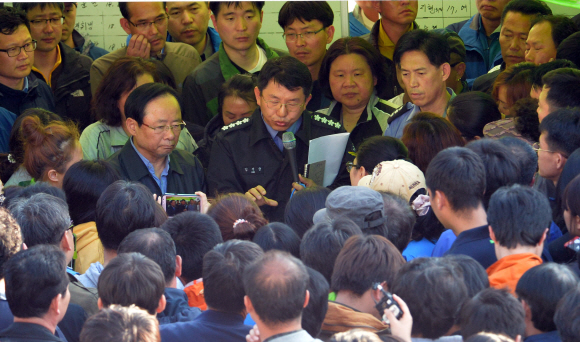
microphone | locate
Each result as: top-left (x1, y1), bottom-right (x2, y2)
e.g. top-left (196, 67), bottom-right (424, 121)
top-left (282, 132), bottom-right (300, 184)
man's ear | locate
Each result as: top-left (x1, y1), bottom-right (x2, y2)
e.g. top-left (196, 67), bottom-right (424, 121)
top-left (303, 290), bottom-right (310, 308)
top-left (326, 25), bottom-right (335, 44)
top-left (521, 299), bottom-right (533, 321)
top-left (50, 293), bottom-right (63, 316)
top-left (304, 94), bottom-right (313, 108)
top-left (433, 190), bottom-right (447, 211)
top-left (210, 14), bottom-right (218, 34)
top-left (175, 255), bottom-right (182, 278)
top-left (244, 295), bottom-right (255, 315)
top-left (441, 63), bottom-right (451, 82)
top-left (120, 18), bottom-right (132, 35)
top-left (489, 226), bottom-right (497, 243)
top-left (125, 117), bottom-right (138, 136)
top-left (259, 10), bottom-right (264, 23)
top-left (254, 86), bottom-right (262, 106)
top-left (556, 153), bottom-right (568, 171)
top-left (156, 294), bottom-right (167, 314)
top-left (371, 1), bottom-right (381, 13)
top-left (538, 228), bottom-right (548, 247)
top-left (61, 230), bottom-right (73, 253)
top-left (455, 62), bottom-right (466, 79)
top-left (97, 298), bottom-right (103, 310)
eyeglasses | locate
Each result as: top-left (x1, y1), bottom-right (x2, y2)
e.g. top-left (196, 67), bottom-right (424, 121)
top-left (141, 121), bottom-right (186, 134)
top-left (261, 97), bottom-right (304, 114)
top-left (283, 27), bottom-right (325, 42)
top-left (128, 15), bottom-right (169, 30)
top-left (346, 161), bottom-right (361, 173)
top-left (0, 40), bottom-right (36, 57)
top-left (532, 142), bottom-right (557, 154)
top-left (30, 17), bottom-right (65, 28)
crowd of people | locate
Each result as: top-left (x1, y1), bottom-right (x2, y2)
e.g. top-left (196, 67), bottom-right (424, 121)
top-left (2, 0), bottom-right (580, 341)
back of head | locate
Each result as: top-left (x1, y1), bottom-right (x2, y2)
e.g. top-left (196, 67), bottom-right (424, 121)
top-left (217, 74), bottom-right (258, 118)
top-left (0, 6), bottom-right (29, 35)
top-left (542, 68), bottom-right (580, 111)
top-left (284, 186), bottom-right (331, 238)
top-left (118, 228), bottom-right (176, 285)
top-left (557, 31), bottom-right (580, 68)
top-left (531, 59), bottom-right (577, 90)
top-left (0, 207), bottom-right (22, 279)
top-left (203, 240), bottom-right (264, 314)
top-left (9, 193), bottom-right (70, 247)
top-left (208, 193), bottom-right (268, 241)
top-left (556, 149), bottom-right (580, 224)
top-left (278, 1), bottom-right (333, 29)
top-left (19, 113), bottom-right (80, 180)
top-left (160, 212), bottom-right (223, 283)
top-left (425, 147), bottom-right (486, 212)
top-left (391, 257), bottom-right (468, 339)
top-left (331, 235), bottom-right (405, 296)
top-left (3, 182), bottom-right (66, 209)
top-left (330, 329), bottom-right (386, 342)
top-left (498, 136), bottom-right (538, 186)
top-left (96, 180), bottom-right (160, 251)
top-left (98, 252), bottom-right (165, 315)
top-left (4, 245), bottom-right (68, 318)
top-left (563, 174), bottom-right (580, 226)
top-left (63, 160), bottom-right (121, 225)
top-left (501, 0), bottom-right (552, 24)
top-left (394, 29), bottom-right (450, 68)
top-left (80, 305), bottom-right (160, 342)
top-left (253, 222), bottom-right (301, 258)
top-left (539, 108), bottom-right (580, 158)
top-left (401, 112), bottom-right (465, 174)
top-left (303, 267), bottom-right (329, 338)
top-left (512, 98), bottom-right (541, 143)
top-left (354, 136), bottom-right (409, 174)
top-left (448, 92), bottom-right (501, 141)
top-left (444, 254), bottom-right (490, 298)
top-left (124, 83), bottom-right (180, 125)
top-left (93, 57), bottom-right (161, 127)
top-left (554, 286), bottom-right (580, 342)
top-left (459, 288), bottom-right (525, 340)
top-left (244, 251), bottom-right (309, 325)
top-left (491, 63), bottom-right (535, 112)
top-left (300, 217), bottom-right (362, 284)
top-left (465, 333), bottom-right (516, 342)
top-left (466, 139), bottom-right (521, 209)
top-left (257, 56), bottom-right (312, 98)
top-left (378, 192), bottom-right (415, 252)
top-left (516, 263), bottom-right (579, 333)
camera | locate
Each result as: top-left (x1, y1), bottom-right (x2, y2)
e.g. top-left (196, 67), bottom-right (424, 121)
top-left (373, 283), bottom-right (403, 320)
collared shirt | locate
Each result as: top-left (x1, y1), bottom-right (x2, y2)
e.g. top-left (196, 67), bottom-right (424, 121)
top-left (130, 137), bottom-right (170, 194)
top-left (32, 44), bottom-right (62, 86)
top-left (262, 113), bottom-right (303, 152)
top-left (200, 32), bottom-right (214, 61)
top-left (477, 15), bottom-right (501, 71)
top-left (22, 77), bottom-right (29, 92)
top-left (378, 21), bottom-right (415, 60)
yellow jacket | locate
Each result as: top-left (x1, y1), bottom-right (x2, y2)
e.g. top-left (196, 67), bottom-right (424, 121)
top-left (73, 221), bottom-right (104, 274)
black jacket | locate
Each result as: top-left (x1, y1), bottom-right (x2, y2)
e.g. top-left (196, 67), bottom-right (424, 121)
top-left (31, 43), bottom-right (93, 129)
top-left (0, 74), bottom-right (55, 116)
top-left (107, 141), bottom-right (207, 196)
top-left (195, 112), bottom-right (225, 169)
top-left (472, 63), bottom-right (505, 94)
top-left (207, 109), bottom-right (353, 221)
top-left (0, 323), bottom-right (63, 342)
top-left (157, 287), bottom-right (202, 325)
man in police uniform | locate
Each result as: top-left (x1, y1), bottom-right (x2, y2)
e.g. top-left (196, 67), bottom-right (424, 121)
top-left (207, 56), bottom-right (352, 221)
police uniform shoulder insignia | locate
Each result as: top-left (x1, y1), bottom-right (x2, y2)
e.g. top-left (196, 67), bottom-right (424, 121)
top-left (313, 113), bottom-right (342, 130)
top-left (221, 117), bottom-right (251, 131)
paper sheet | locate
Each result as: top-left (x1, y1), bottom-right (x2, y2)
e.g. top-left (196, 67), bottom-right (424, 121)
top-left (308, 133), bottom-right (350, 187)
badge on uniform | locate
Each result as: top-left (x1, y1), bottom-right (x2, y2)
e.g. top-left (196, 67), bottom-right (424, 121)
top-left (242, 166), bottom-right (264, 175)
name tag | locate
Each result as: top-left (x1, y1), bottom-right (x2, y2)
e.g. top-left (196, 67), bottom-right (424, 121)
top-left (242, 166), bottom-right (264, 175)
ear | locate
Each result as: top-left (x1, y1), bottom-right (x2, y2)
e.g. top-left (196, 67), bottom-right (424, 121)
top-left (210, 14), bottom-right (218, 33)
top-left (455, 62), bottom-right (466, 79)
top-left (97, 297), bottom-right (103, 310)
top-left (175, 255), bottom-right (182, 278)
top-left (125, 117), bottom-right (139, 136)
top-left (259, 10), bottom-right (263, 23)
top-left (304, 94), bottom-right (312, 108)
top-left (156, 294), bottom-right (167, 313)
top-left (46, 169), bottom-right (60, 183)
top-left (303, 289), bottom-right (310, 308)
top-left (325, 25), bottom-right (335, 44)
top-left (441, 63), bottom-right (451, 82)
top-left (359, 165), bottom-right (367, 176)
top-left (521, 299), bottom-right (533, 321)
top-left (434, 190), bottom-right (446, 211)
top-left (489, 226), bottom-right (497, 243)
top-left (373, 75), bottom-right (378, 87)
top-left (120, 18), bottom-right (132, 35)
top-left (515, 335), bottom-right (522, 342)
top-left (244, 295), bottom-right (255, 315)
top-left (61, 230), bottom-right (73, 253)
top-left (254, 86), bottom-right (262, 106)
top-left (371, 1), bottom-right (381, 13)
top-left (538, 228), bottom-right (548, 247)
top-left (556, 153), bottom-right (568, 171)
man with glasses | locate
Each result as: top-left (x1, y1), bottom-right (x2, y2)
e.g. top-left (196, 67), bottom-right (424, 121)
top-left (90, 2), bottom-right (201, 95)
top-left (0, 6), bottom-right (55, 143)
top-left (108, 83), bottom-right (206, 197)
top-left (207, 56), bottom-right (352, 222)
top-left (61, 2), bottom-right (109, 61)
top-left (278, 1), bottom-right (335, 112)
top-left (165, 2), bottom-right (221, 61)
top-left (16, 2), bottom-right (93, 130)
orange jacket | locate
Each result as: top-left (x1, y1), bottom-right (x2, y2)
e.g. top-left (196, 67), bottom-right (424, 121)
top-left (486, 253), bottom-right (542, 294)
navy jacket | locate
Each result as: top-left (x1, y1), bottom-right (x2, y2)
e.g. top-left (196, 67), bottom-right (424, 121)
top-left (160, 310), bottom-right (251, 342)
top-left (158, 287), bottom-right (202, 324)
top-left (0, 74), bottom-right (55, 116)
top-left (444, 225), bottom-right (497, 269)
top-left (524, 331), bottom-right (561, 342)
top-left (0, 323), bottom-right (63, 342)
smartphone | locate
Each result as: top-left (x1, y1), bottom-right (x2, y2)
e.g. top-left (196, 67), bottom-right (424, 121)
top-left (162, 194), bottom-right (201, 217)
top-left (373, 283), bottom-right (403, 320)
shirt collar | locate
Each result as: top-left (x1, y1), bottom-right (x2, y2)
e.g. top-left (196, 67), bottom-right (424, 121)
top-left (31, 43), bottom-right (62, 86)
top-left (22, 76), bottom-right (29, 93)
top-left (129, 137), bottom-right (170, 176)
top-left (405, 87), bottom-right (456, 122)
top-left (478, 15), bottom-right (501, 35)
top-left (262, 112), bottom-right (303, 140)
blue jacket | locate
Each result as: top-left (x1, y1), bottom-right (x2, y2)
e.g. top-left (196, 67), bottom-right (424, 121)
top-left (349, 12), bottom-right (370, 37)
top-left (446, 14), bottom-right (503, 88)
top-left (167, 27), bottom-right (221, 58)
top-left (160, 309), bottom-right (251, 342)
top-left (158, 288), bottom-right (202, 325)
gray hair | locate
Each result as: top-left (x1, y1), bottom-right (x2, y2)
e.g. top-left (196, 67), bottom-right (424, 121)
top-left (9, 193), bottom-right (70, 247)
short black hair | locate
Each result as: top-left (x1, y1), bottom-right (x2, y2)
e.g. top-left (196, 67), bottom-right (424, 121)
top-left (425, 147), bottom-right (486, 212)
top-left (3, 182), bottom-right (66, 209)
top-left (542, 68), bottom-right (580, 111)
top-left (378, 192), bottom-right (415, 252)
top-left (466, 139), bottom-right (520, 209)
top-left (448, 92), bottom-right (502, 141)
top-left (209, 2), bottom-right (265, 18)
top-left (516, 263), bottom-right (579, 333)
top-left (531, 15), bottom-right (578, 48)
top-left (554, 286), bottom-right (580, 342)
top-left (539, 108), bottom-right (580, 158)
top-left (203, 240), bottom-right (263, 314)
top-left (488, 185), bottom-right (551, 248)
top-left (354, 136), bottom-right (409, 174)
top-left (512, 98), bottom-right (541, 143)
top-left (62, 160), bottom-right (121, 225)
top-left (15, 2), bottom-right (64, 15)
top-left (257, 56), bottom-right (313, 98)
top-left (243, 251), bottom-right (309, 324)
top-left (98, 252), bottom-right (165, 315)
top-left (501, 0), bottom-right (552, 24)
top-left (531, 59), bottom-right (577, 89)
top-left (118, 228), bottom-right (177, 284)
top-left (253, 222), bottom-right (301, 259)
top-left (124, 83), bottom-right (181, 125)
top-left (0, 6), bottom-right (29, 35)
top-left (284, 186), bottom-right (331, 238)
top-left (278, 1), bottom-right (333, 29)
top-left (444, 254), bottom-right (490, 298)
top-left (303, 267), bottom-right (329, 338)
top-left (217, 74), bottom-right (257, 117)
top-left (300, 218), bottom-right (362, 284)
top-left (459, 288), bottom-right (526, 340)
top-left (557, 32), bottom-right (580, 68)
top-left (160, 212), bottom-right (223, 283)
top-left (391, 258), bottom-right (468, 339)
top-left (4, 245), bottom-right (69, 318)
top-left (96, 181), bottom-right (161, 251)
top-left (497, 136), bottom-right (538, 186)
top-left (394, 29), bottom-right (450, 68)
